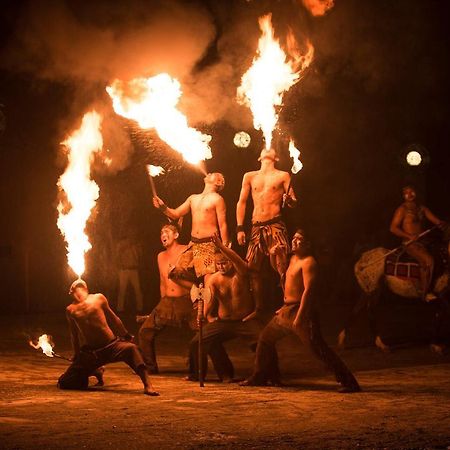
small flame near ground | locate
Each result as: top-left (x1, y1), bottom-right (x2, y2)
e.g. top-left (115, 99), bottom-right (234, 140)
top-left (29, 334), bottom-right (54, 357)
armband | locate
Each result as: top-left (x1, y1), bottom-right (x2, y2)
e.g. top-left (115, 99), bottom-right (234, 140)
top-left (160, 204), bottom-right (168, 212)
top-left (236, 225), bottom-right (245, 233)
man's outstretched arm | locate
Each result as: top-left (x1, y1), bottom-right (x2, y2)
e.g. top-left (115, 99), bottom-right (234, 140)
top-left (153, 195), bottom-right (192, 221)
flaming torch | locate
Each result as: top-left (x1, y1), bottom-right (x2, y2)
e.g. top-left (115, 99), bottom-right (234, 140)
top-left (57, 111), bottom-right (103, 278)
top-left (29, 334), bottom-right (71, 361)
top-left (146, 164), bottom-right (165, 197)
top-left (288, 139), bottom-right (303, 174)
top-left (106, 74), bottom-right (212, 169)
top-left (237, 14), bottom-right (314, 150)
top-left (283, 139), bottom-right (303, 208)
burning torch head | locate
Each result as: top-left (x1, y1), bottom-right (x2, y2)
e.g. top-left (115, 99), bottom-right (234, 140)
top-left (69, 279), bottom-right (88, 296)
top-left (258, 147), bottom-right (279, 162)
top-left (204, 172), bottom-right (225, 192)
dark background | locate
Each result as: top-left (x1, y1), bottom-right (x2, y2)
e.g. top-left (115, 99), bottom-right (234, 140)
top-left (0, 0), bottom-right (449, 314)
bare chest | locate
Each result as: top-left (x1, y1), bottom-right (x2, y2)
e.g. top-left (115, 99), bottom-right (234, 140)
top-left (191, 194), bottom-right (216, 215)
top-left (251, 174), bottom-right (284, 197)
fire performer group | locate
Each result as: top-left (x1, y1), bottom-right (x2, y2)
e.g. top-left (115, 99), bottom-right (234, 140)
top-left (57, 147), bottom-right (362, 396)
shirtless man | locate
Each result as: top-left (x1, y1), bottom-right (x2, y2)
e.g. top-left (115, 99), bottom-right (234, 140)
top-left (240, 230), bottom-right (361, 393)
top-left (236, 147), bottom-right (297, 318)
top-left (187, 234), bottom-right (261, 382)
top-left (138, 224), bottom-right (196, 373)
top-left (153, 172), bottom-right (229, 284)
top-left (390, 185), bottom-right (444, 301)
top-left (58, 280), bottom-right (159, 396)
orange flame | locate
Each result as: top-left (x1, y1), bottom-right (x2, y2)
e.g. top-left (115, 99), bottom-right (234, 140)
top-left (106, 73), bottom-right (212, 165)
top-left (29, 334), bottom-right (54, 357)
top-left (237, 14), bottom-right (314, 150)
top-left (147, 164), bottom-right (165, 177)
top-left (288, 139), bottom-right (303, 174)
top-left (57, 111), bottom-right (103, 277)
top-left (301, 0), bottom-right (334, 17)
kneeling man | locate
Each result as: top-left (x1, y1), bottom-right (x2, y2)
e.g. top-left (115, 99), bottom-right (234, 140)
top-left (58, 280), bottom-right (159, 396)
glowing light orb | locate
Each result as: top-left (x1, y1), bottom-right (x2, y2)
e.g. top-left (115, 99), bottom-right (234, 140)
top-left (233, 131), bottom-right (251, 148)
top-left (406, 150), bottom-right (422, 166)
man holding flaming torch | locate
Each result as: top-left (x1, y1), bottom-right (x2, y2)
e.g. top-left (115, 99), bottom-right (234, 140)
top-left (152, 172), bottom-right (229, 285)
top-left (58, 279), bottom-right (159, 396)
top-left (236, 147), bottom-right (296, 319)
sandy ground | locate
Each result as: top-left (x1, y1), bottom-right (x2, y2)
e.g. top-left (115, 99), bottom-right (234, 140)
top-left (0, 313), bottom-right (449, 450)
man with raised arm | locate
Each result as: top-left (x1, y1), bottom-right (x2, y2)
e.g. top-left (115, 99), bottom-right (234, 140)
top-left (138, 224), bottom-right (196, 374)
top-left (236, 147), bottom-right (297, 319)
top-left (186, 234), bottom-right (261, 382)
top-left (390, 184), bottom-right (445, 301)
top-left (240, 230), bottom-right (360, 393)
top-left (58, 279), bottom-right (159, 396)
top-left (153, 172), bottom-right (229, 284)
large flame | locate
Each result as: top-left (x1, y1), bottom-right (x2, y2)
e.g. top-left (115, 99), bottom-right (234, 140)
top-left (57, 111), bottom-right (103, 277)
top-left (288, 139), bottom-right (303, 174)
top-left (29, 334), bottom-right (54, 357)
top-left (106, 73), bottom-right (212, 165)
top-left (237, 14), bottom-right (314, 149)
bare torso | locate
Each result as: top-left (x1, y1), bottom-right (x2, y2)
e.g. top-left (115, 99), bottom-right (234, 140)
top-left (248, 169), bottom-right (288, 222)
top-left (190, 192), bottom-right (221, 238)
top-left (66, 294), bottom-right (115, 348)
top-left (284, 255), bottom-right (305, 302)
top-left (209, 271), bottom-right (254, 320)
top-left (158, 245), bottom-right (190, 297)
top-left (398, 203), bottom-right (425, 238)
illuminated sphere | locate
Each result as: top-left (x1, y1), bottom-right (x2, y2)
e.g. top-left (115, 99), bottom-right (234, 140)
top-left (233, 131), bottom-right (251, 148)
top-left (406, 150), bottom-right (422, 166)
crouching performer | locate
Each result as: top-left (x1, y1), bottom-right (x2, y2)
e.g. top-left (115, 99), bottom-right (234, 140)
top-left (58, 280), bottom-right (159, 396)
top-left (241, 230), bottom-right (361, 393)
top-left (187, 234), bottom-right (262, 382)
top-left (138, 224), bottom-right (196, 374)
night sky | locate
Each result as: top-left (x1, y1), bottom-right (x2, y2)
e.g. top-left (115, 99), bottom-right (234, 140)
top-left (1, 0), bottom-right (449, 312)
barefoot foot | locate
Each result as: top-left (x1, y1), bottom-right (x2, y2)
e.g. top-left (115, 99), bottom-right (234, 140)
top-left (144, 387), bottom-right (160, 396)
top-left (375, 336), bottom-right (390, 353)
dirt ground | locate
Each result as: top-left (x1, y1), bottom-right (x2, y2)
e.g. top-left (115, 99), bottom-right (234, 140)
top-left (1, 313), bottom-right (449, 450)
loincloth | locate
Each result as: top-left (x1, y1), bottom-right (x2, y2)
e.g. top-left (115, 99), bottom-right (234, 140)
top-left (169, 236), bottom-right (216, 280)
top-left (142, 295), bottom-right (196, 329)
top-left (246, 217), bottom-right (290, 269)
